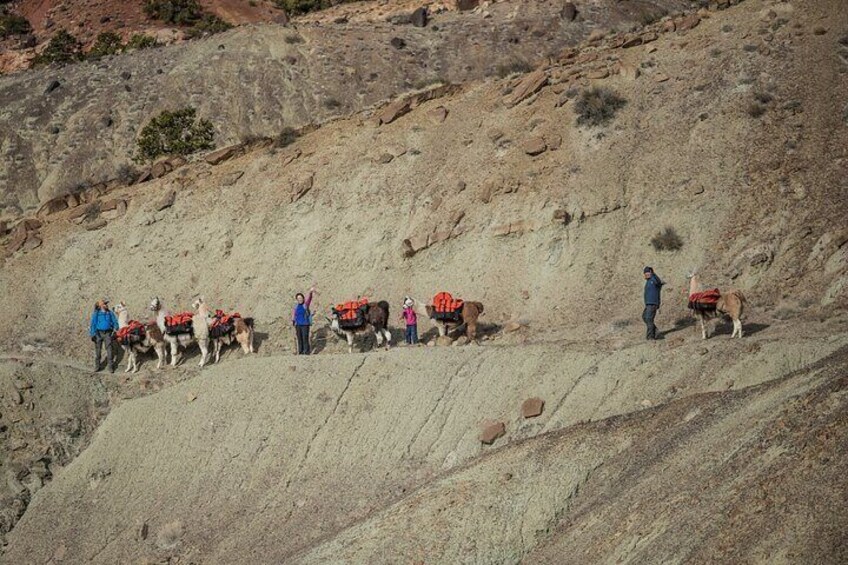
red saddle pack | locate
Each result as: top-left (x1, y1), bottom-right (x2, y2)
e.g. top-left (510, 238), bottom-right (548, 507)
top-left (432, 292), bottom-right (464, 322)
top-left (116, 320), bottom-right (145, 345)
top-left (333, 299), bottom-right (368, 329)
top-left (164, 312), bottom-right (194, 335)
top-left (688, 289), bottom-right (721, 312)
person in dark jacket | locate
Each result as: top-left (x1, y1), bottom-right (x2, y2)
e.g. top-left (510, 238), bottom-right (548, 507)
top-left (291, 286), bottom-right (315, 355)
top-left (642, 267), bottom-right (664, 340)
top-left (89, 298), bottom-right (119, 372)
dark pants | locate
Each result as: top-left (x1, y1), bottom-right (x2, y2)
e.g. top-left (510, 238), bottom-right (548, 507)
top-left (295, 325), bottom-right (311, 355)
top-left (643, 305), bottom-right (659, 340)
top-left (93, 330), bottom-right (114, 371)
top-left (405, 324), bottom-right (418, 345)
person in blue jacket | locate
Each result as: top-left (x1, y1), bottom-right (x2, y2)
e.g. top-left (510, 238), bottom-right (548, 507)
top-left (291, 286), bottom-right (315, 355)
top-left (89, 298), bottom-right (119, 372)
top-left (643, 267), bottom-right (664, 340)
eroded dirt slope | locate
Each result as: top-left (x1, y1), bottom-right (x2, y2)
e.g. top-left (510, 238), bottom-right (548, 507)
top-left (3, 326), bottom-right (846, 562)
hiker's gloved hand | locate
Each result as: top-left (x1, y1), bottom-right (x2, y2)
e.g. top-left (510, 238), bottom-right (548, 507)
top-left (90, 335), bottom-right (96, 342)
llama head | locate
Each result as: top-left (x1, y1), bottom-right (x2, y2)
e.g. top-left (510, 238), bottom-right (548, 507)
top-left (192, 297), bottom-right (205, 310)
top-left (326, 313), bottom-right (342, 334)
top-left (149, 297), bottom-right (161, 312)
top-left (114, 302), bottom-right (127, 315)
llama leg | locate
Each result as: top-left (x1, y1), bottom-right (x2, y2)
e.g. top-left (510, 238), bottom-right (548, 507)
top-left (346, 332), bottom-right (354, 354)
top-left (375, 328), bottom-right (384, 350)
top-left (383, 328), bottom-right (392, 350)
top-left (700, 317), bottom-right (707, 340)
top-left (155, 344), bottom-right (165, 370)
top-left (249, 330), bottom-right (255, 353)
top-left (214, 340), bottom-right (221, 363)
top-left (199, 339), bottom-right (209, 367)
top-left (170, 341), bottom-right (179, 366)
top-left (437, 322), bottom-right (446, 337)
top-left (124, 346), bottom-right (132, 372)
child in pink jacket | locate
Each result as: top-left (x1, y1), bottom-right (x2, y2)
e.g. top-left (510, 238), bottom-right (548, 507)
top-left (400, 297), bottom-right (418, 345)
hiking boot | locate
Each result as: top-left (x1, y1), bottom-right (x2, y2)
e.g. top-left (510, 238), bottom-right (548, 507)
top-left (109, 366), bottom-right (115, 374)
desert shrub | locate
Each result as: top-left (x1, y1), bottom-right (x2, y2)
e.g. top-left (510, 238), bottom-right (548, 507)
top-left (126, 33), bottom-right (158, 50)
top-left (184, 14), bottom-right (232, 38)
top-left (32, 29), bottom-right (83, 66)
top-left (753, 91), bottom-right (773, 104)
top-left (134, 107), bottom-right (215, 163)
top-left (0, 9), bottom-right (31, 38)
top-left (322, 97), bottom-right (342, 110)
top-left (144, 0), bottom-right (203, 25)
top-left (116, 163), bottom-right (140, 184)
top-left (650, 227), bottom-right (683, 251)
top-left (87, 31), bottom-right (123, 58)
top-left (495, 59), bottom-right (533, 78)
top-left (275, 0), bottom-right (322, 15)
top-left (574, 87), bottom-right (626, 127)
top-left (746, 102), bottom-right (766, 118)
top-left (283, 33), bottom-right (304, 44)
top-left (274, 0), bottom-right (361, 15)
top-left (274, 126), bottom-right (298, 148)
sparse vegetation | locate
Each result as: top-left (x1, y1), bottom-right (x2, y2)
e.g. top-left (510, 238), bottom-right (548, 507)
top-left (0, 9), bottom-right (31, 38)
top-left (574, 87), bottom-right (626, 127)
top-left (495, 59), bottom-right (533, 78)
top-left (134, 107), bottom-right (215, 163)
top-left (116, 163), bottom-right (140, 184)
top-left (156, 520), bottom-right (183, 550)
top-left (746, 102), bottom-right (767, 118)
top-left (322, 97), bottom-right (342, 110)
top-left (87, 31), bottom-right (124, 58)
top-left (284, 33), bottom-right (304, 44)
top-left (273, 0), bottom-right (360, 16)
top-left (144, 0), bottom-right (203, 25)
top-left (753, 91), bottom-right (773, 104)
top-left (126, 33), bottom-right (158, 50)
top-left (650, 227), bottom-right (684, 252)
top-left (274, 126), bottom-right (299, 148)
top-left (145, 0), bottom-right (231, 36)
top-left (32, 30), bottom-right (83, 66)
top-left (184, 14), bottom-right (233, 38)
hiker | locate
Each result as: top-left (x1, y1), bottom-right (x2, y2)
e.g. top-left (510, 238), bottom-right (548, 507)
top-left (89, 298), bottom-right (119, 372)
top-left (292, 286), bottom-right (315, 355)
top-left (642, 266), bottom-right (664, 340)
top-left (400, 297), bottom-right (418, 345)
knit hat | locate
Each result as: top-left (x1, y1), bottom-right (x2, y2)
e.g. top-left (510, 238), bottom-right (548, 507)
top-left (643, 266), bottom-right (653, 274)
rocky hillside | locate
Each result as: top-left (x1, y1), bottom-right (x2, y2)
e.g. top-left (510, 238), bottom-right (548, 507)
top-left (0, 0), bottom-right (694, 210)
top-left (0, 0), bottom-right (847, 561)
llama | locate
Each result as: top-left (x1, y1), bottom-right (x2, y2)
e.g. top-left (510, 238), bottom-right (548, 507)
top-left (209, 311), bottom-right (255, 363)
top-left (687, 272), bottom-right (747, 339)
top-left (114, 302), bottom-right (167, 372)
top-left (425, 300), bottom-right (485, 342)
top-left (149, 297), bottom-right (210, 367)
top-left (328, 300), bottom-right (392, 353)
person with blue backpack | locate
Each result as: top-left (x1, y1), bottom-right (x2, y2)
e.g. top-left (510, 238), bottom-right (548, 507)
top-left (292, 286), bottom-right (315, 355)
top-left (89, 298), bottom-right (119, 372)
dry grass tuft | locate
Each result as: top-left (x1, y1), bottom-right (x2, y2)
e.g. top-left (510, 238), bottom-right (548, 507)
top-left (156, 520), bottom-right (183, 550)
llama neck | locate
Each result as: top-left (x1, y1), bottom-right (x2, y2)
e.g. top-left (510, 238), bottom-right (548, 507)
top-left (689, 276), bottom-right (701, 296)
top-left (156, 309), bottom-right (167, 332)
top-left (117, 311), bottom-right (129, 329)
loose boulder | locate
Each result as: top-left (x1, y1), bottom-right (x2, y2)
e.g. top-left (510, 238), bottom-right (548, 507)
top-left (155, 190), bottom-right (176, 211)
top-left (479, 420), bottom-right (506, 445)
top-left (562, 2), bottom-right (577, 21)
top-left (522, 137), bottom-right (548, 156)
top-left (507, 70), bottom-right (548, 107)
top-left (205, 145), bottom-right (240, 166)
top-left (411, 7), bottom-right (428, 28)
top-left (521, 397), bottom-right (545, 418)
